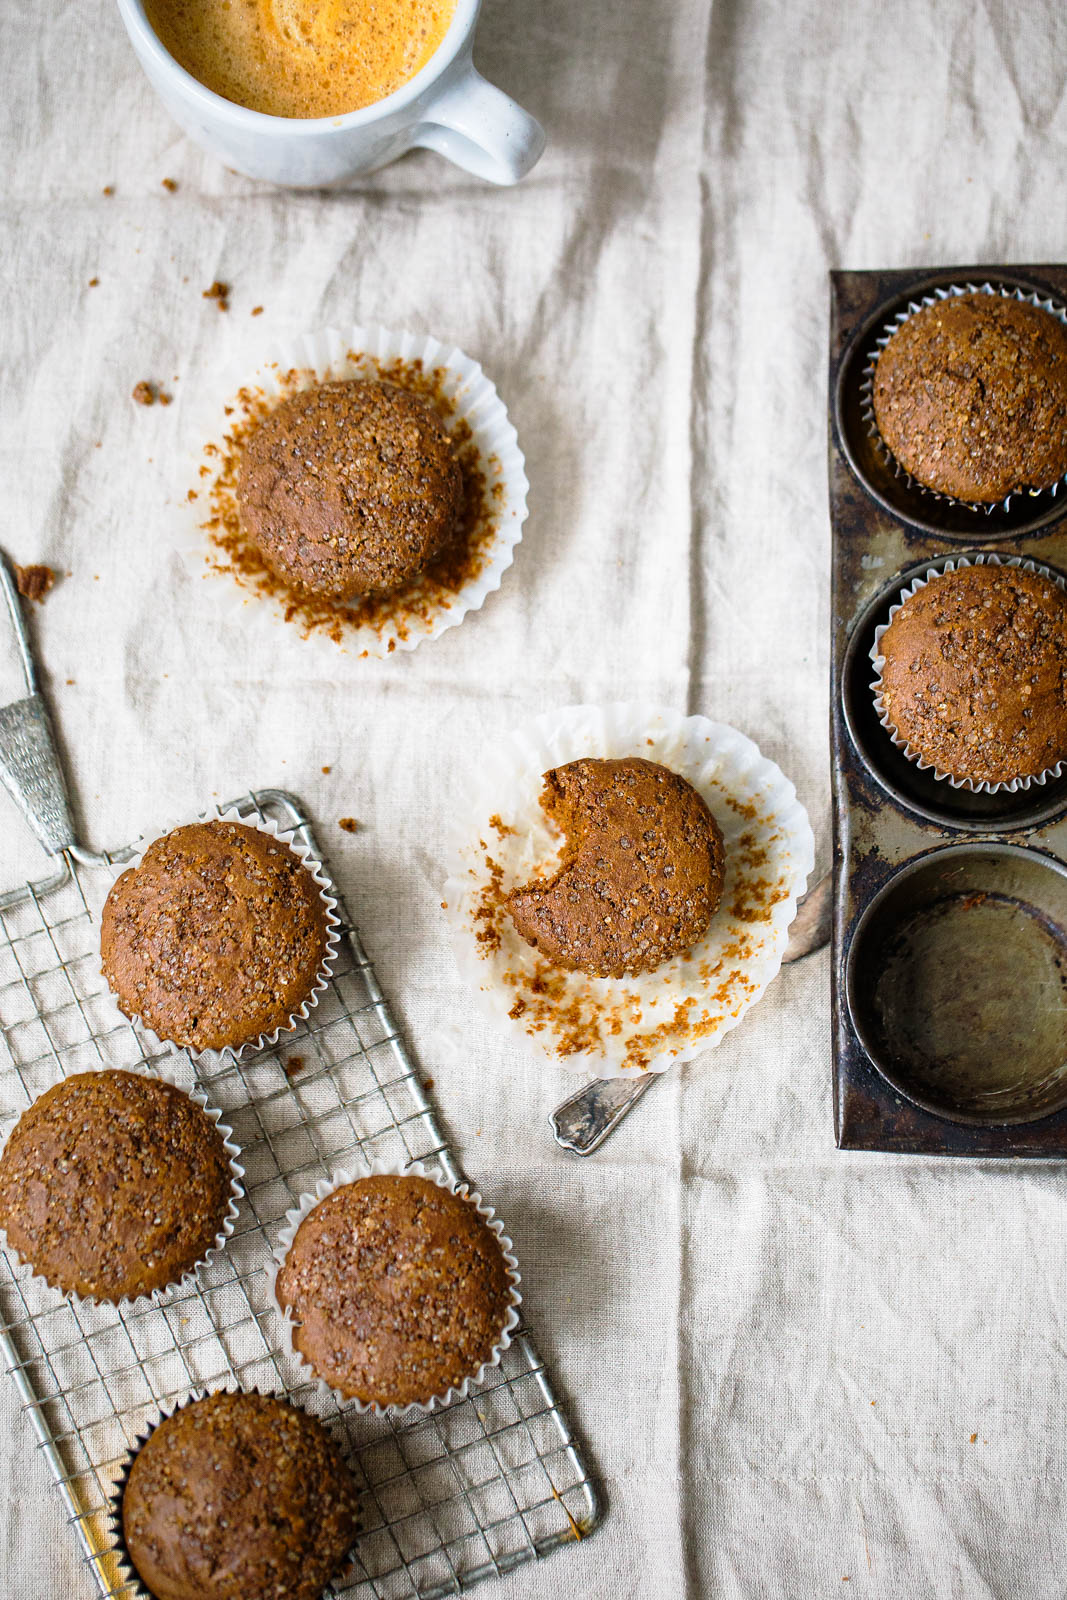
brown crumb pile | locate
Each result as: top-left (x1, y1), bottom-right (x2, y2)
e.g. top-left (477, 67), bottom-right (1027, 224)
top-left (15, 564), bottom-right (55, 602)
top-left (203, 279), bottom-right (230, 311)
top-left (338, 817), bottom-right (359, 834)
top-left (132, 381), bottom-right (172, 407)
top-left (161, 177), bottom-right (178, 192)
top-left (198, 354), bottom-right (499, 651)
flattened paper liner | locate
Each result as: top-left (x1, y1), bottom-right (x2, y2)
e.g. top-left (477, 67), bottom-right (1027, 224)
top-left (442, 703), bottom-right (814, 1078)
top-left (0, 1061), bottom-right (244, 1310)
top-left (861, 282), bottom-right (1067, 513)
top-left (98, 803), bottom-right (341, 1063)
top-left (870, 552), bottom-right (1067, 794)
top-left (182, 323), bottom-right (529, 658)
top-left (266, 1160), bottom-right (521, 1417)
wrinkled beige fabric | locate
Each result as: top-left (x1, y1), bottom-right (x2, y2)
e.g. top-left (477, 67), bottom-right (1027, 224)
top-left (2, 0), bottom-right (1067, 1595)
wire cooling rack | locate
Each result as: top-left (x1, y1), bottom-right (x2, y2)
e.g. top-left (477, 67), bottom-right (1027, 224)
top-left (0, 789), bottom-right (602, 1600)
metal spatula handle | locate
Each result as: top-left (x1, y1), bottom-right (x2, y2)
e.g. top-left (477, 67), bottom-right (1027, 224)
top-left (549, 872), bottom-right (833, 1155)
top-left (0, 553), bottom-right (76, 856)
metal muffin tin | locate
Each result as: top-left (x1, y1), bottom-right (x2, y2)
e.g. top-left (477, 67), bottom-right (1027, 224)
top-left (830, 263), bottom-right (1067, 1154)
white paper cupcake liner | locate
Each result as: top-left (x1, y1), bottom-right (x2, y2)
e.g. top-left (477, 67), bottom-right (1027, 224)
top-left (869, 552), bottom-right (1067, 795)
top-left (266, 1160), bottom-right (522, 1418)
top-left (861, 281), bottom-right (1067, 513)
top-left (0, 1061), bottom-right (244, 1311)
top-left (441, 703), bottom-right (815, 1079)
top-left (181, 323), bottom-right (529, 658)
top-left (99, 803), bottom-right (341, 1063)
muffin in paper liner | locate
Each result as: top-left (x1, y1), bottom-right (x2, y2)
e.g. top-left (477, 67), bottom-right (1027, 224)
top-left (181, 322), bottom-right (529, 658)
top-left (266, 1160), bottom-right (522, 1418)
top-left (869, 552), bottom-right (1067, 795)
top-left (0, 1061), bottom-right (244, 1310)
top-left (98, 802), bottom-right (342, 1064)
top-left (106, 1387), bottom-right (362, 1600)
top-left (441, 703), bottom-right (815, 1079)
top-left (861, 281), bottom-right (1067, 513)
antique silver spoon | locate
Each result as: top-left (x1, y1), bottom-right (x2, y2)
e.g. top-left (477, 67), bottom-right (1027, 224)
top-left (548, 871), bottom-right (832, 1155)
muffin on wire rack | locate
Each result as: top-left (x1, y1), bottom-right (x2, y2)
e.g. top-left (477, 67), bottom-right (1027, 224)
top-left (0, 1068), bottom-right (242, 1304)
top-left (269, 1164), bottom-right (521, 1413)
top-left (100, 810), bottom-right (340, 1057)
top-left (111, 1390), bottom-right (360, 1600)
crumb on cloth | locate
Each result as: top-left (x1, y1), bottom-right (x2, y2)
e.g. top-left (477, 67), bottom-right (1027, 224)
top-left (338, 817), bottom-right (359, 834)
top-left (203, 280), bottom-right (230, 311)
top-left (132, 381), bottom-right (172, 407)
top-left (15, 565), bottom-right (55, 603)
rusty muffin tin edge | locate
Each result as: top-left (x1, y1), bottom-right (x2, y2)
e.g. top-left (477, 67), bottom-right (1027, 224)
top-left (830, 263), bottom-right (1067, 1155)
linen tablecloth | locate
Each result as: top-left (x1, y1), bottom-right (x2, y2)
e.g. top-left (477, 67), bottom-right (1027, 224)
top-left (3, 0), bottom-right (1067, 1594)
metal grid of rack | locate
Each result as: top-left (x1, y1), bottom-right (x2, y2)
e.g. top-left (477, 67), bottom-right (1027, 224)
top-left (0, 789), bottom-right (601, 1600)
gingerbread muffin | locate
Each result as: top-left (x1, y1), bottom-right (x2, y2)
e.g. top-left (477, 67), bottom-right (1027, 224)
top-left (875, 562), bottom-right (1067, 786)
top-left (120, 1391), bottom-right (359, 1600)
top-left (237, 379), bottom-right (462, 599)
top-left (101, 820), bottom-right (331, 1053)
top-left (274, 1174), bottom-right (516, 1408)
top-left (0, 1070), bottom-right (235, 1301)
top-left (872, 292), bottom-right (1067, 502)
top-left (506, 756), bottom-right (725, 978)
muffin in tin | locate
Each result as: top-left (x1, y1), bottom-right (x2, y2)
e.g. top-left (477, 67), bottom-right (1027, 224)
top-left (274, 1173), bottom-right (516, 1409)
top-left (237, 378), bottom-right (463, 599)
top-left (506, 756), bottom-right (726, 977)
top-left (874, 561), bottom-right (1067, 787)
top-left (118, 1391), bottom-right (359, 1600)
top-left (0, 1069), bottom-right (236, 1301)
top-left (101, 819), bottom-right (331, 1053)
top-left (872, 292), bottom-right (1067, 502)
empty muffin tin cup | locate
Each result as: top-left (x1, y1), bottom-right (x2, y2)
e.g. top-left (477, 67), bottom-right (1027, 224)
top-left (100, 803), bottom-right (342, 1064)
top-left (861, 280), bottom-right (1067, 515)
top-left (266, 1160), bottom-right (522, 1417)
top-left (869, 551), bottom-right (1067, 795)
top-left (846, 842), bottom-right (1067, 1125)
